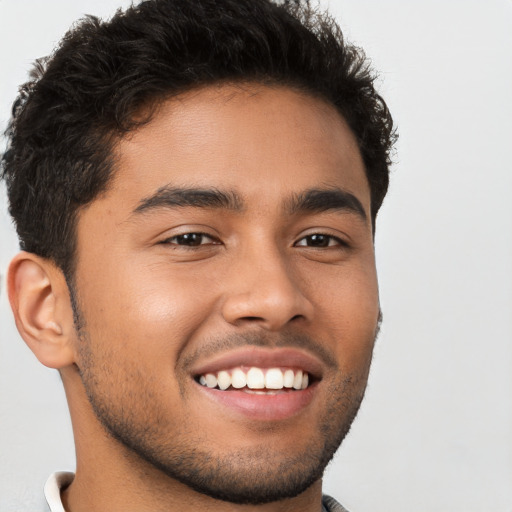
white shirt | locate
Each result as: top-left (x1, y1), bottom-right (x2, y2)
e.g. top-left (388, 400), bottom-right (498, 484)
top-left (44, 472), bottom-right (74, 512)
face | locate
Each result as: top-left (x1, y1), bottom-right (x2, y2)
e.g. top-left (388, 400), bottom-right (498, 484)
top-left (71, 84), bottom-right (380, 504)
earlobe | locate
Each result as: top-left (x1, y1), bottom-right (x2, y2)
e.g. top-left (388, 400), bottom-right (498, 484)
top-left (7, 252), bottom-right (77, 369)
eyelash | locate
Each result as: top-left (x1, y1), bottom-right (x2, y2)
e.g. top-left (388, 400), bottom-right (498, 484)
top-left (161, 232), bottom-right (347, 249)
top-left (161, 232), bottom-right (220, 247)
top-left (294, 233), bottom-right (347, 248)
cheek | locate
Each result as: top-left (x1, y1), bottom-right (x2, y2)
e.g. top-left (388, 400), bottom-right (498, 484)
top-left (306, 260), bottom-right (379, 371)
top-left (76, 259), bottom-right (218, 363)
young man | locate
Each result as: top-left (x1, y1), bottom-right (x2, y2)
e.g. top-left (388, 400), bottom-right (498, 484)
top-left (2, 0), bottom-right (395, 510)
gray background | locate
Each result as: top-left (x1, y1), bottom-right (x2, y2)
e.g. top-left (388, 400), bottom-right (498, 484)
top-left (1, 1), bottom-right (511, 511)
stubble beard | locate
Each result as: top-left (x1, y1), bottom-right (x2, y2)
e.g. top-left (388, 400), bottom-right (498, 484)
top-left (71, 286), bottom-right (376, 505)
top-left (78, 340), bottom-right (370, 505)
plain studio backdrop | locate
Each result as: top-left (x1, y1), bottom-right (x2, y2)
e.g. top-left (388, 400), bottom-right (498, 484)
top-left (1, 1), bottom-right (511, 511)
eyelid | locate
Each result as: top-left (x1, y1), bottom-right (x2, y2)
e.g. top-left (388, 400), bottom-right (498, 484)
top-left (294, 234), bottom-right (346, 247)
top-left (160, 231), bottom-right (221, 245)
top-left (294, 228), bottom-right (351, 246)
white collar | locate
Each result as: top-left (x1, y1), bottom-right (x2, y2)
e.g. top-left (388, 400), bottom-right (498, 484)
top-left (44, 472), bottom-right (74, 512)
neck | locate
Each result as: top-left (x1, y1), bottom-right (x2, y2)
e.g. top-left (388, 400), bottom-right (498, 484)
top-left (62, 472), bottom-right (323, 512)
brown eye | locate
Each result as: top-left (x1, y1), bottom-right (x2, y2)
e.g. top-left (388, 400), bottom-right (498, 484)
top-left (306, 234), bottom-right (329, 247)
top-left (164, 233), bottom-right (219, 246)
top-left (295, 234), bottom-right (343, 248)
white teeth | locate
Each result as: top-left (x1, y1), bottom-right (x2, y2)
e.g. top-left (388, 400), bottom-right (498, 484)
top-left (283, 369), bottom-right (295, 388)
top-left (265, 368), bottom-right (284, 389)
top-left (198, 367), bottom-right (311, 391)
top-left (247, 367), bottom-right (265, 389)
top-left (217, 370), bottom-right (231, 390)
top-left (231, 368), bottom-right (247, 389)
top-left (293, 370), bottom-right (303, 390)
top-left (204, 373), bottom-right (217, 388)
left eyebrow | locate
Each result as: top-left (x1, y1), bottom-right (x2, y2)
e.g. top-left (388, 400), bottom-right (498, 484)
top-left (285, 188), bottom-right (367, 222)
top-left (133, 185), bottom-right (244, 214)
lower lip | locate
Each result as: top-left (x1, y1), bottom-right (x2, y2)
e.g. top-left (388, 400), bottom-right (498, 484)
top-left (195, 383), bottom-right (318, 421)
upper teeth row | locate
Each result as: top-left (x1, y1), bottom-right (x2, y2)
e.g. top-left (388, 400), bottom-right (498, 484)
top-left (199, 367), bottom-right (309, 391)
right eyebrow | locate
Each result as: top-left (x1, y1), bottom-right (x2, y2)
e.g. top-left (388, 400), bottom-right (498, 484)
top-left (132, 186), bottom-right (245, 215)
top-left (285, 187), bottom-right (367, 222)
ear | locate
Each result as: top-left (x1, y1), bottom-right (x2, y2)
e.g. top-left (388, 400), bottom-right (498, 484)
top-left (7, 252), bottom-right (77, 369)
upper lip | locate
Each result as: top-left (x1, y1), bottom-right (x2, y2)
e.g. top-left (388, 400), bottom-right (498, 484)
top-left (189, 347), bottom-right (325, 381)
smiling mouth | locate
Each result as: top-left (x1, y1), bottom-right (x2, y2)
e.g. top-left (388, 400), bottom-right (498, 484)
top-left (195, 367), bottom-right (310, 393)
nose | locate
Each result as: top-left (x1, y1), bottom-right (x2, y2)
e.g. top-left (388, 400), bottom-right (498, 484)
top-left (221, 244), bottom-right (314, 331)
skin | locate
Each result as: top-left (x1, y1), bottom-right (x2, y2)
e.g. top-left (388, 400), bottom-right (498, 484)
top-left (8, 83), bottom-right (380, 512)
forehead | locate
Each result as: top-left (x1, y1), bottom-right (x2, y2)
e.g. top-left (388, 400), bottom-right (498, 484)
top-left (105, 83), bottom-right (370, 214)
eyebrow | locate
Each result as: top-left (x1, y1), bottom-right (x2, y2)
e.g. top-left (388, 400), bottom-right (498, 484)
top-left (285, 188), bottom-right (367, 222)
top-left (132, 184), bottom-right (367, 222)
top-left (133, 186), bottom-right (244, 214)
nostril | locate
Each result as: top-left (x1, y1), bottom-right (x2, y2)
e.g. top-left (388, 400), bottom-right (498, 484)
top-left (236, 314), bottom-right (304, 327)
